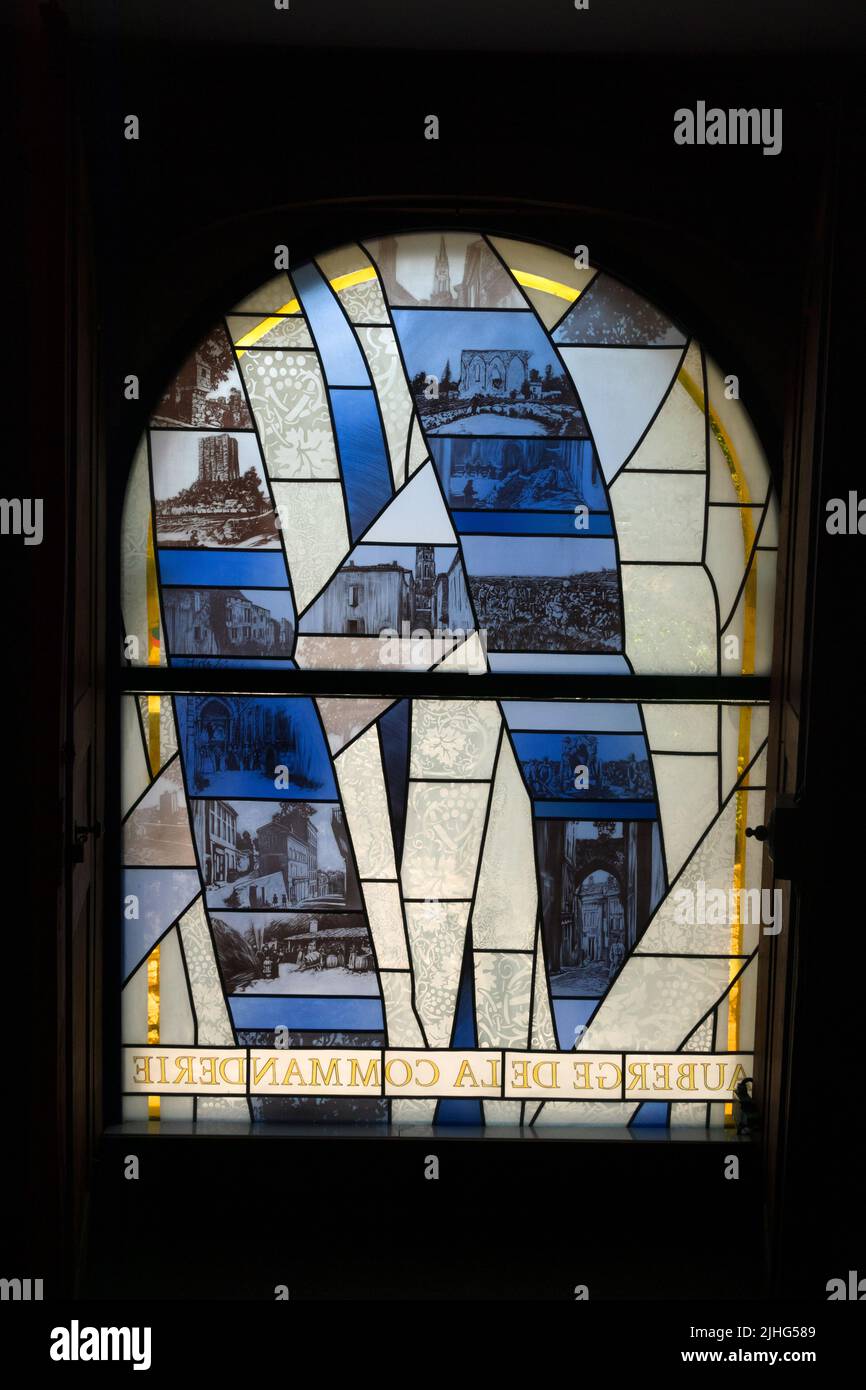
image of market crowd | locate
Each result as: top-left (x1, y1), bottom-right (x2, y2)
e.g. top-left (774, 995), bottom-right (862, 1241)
top-left (211, 911), bottom-right (376, 994)
top-left (470, 568), bottom-right (621, 652)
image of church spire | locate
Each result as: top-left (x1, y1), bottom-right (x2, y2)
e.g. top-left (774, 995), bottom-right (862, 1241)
top-left (431, 235), bottom-right (454, 304)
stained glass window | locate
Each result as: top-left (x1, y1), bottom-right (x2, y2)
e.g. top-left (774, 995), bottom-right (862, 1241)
top-left (120, 232), bottom-right (777, 1128)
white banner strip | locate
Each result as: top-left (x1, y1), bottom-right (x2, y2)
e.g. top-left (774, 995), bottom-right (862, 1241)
top-left (123, 1047), bottom-right (752, 1103)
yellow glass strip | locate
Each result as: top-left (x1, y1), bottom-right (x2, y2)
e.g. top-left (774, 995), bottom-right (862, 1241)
top-left (234, 299), bottom-right (301, 353)
top-left (147, 696), bottom-right (161, 775)
top-left (679, 367), bottom-right (760, 1117)
top-left (147, 946), bottom-right (160, 1120)
top-left (329, 267), bottom-right (377, 293)
top-left (510, 269), bottom-right (581, 302)
top-left (145, 514), bottom-right (161, 666)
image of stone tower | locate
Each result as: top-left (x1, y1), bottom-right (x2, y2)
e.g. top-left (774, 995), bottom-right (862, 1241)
top-left (413, 544), bottom-right (436, 627)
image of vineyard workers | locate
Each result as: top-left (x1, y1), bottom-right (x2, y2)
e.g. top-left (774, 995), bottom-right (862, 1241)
top-left (163, 587), bottom-right (295, 660)
top-left (429, 436), bottom-right (608, 511)
top-left (194, 799), bottom-right (361, 912)
top-left (176, 695), bottom-right (335, 798)
top-left (150, 323), bottom-right (252, 429)
top-left (460, 537), bottom-right (622, 652)
top-left (391, 308), bottom-right (590, 437)
top-left (512, 732), bottom-right (654, 801)
top-left (150, 430), bottom-right (280, 548)
top-left (535, 818), bottom-right (666, 997)
top-left (211, 912), bottom-right (379, 995)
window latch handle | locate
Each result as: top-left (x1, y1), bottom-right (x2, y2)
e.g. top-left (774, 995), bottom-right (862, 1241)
top-left (745, 794), bottom-right (802, 880)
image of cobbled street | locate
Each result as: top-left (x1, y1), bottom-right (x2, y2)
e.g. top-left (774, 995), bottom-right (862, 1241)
top-left (536, 818), bottom-right (666, 997)
top-left (195, 799), bottom-right (360, 912)
top-left (211, 912), bottom-right (378, 995)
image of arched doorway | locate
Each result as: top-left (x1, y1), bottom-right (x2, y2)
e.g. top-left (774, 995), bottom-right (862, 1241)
top-left (196, 697), bottom-right (233, 780)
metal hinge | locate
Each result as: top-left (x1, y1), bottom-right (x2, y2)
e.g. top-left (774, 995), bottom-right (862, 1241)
top-left (71, 821), bottom-right (102, 864)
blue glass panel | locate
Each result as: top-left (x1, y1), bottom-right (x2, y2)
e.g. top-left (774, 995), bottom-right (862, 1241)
top-left (291, 262), bottom-right (370, 386)
top-left (330, 388), bottom-right (393, 540)
top-left (436, 1098), bottom-right (484, 1126)
top-left (379, 700), bottom-right (411, 865)
top-left (172, 657), bottom-right (296, 669)
top-left (229, 996), bottom-right (384, 1031)
top-left (122, 869), bottom-right (200, 979)
top-left (157, 549), bottom-right (288, 587)
top-left (533, 801), bottom-right (658, 819)
top-left (451, 949), bottom-right (477, 1049)
top-left (489, 653), bottom-right (631, 673)
top-left (630, 1102), bottom-right (672, 1127)
top-left (452, 511), bottom-right (612, 536)
top-left (176, 696), bottom-right (336, 799)
top-left (552, 998), bottom-right (596, 1049)
top-left (501, 701), bottom-right (643, 732)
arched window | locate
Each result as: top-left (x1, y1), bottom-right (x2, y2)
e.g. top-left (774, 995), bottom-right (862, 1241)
top-left (119, 232), bottom-right (776, 1128)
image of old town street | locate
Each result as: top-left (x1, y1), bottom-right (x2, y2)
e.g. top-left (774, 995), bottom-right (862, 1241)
top-left (211, 911), bottom-right (378, 996)
top-left (194, 798), bottom-right (361, 912)
top-left (164, 587), bottom-right (295, 660)
top-left (299, 543), bottom-right (475, 637)
top-left (535, 818), bottom-right (666, 996)
top-left (151, 430), bottom-right (279, 548)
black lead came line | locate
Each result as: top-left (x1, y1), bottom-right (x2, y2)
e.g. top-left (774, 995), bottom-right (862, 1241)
top-left (117, 669), bottom-right (771, 701)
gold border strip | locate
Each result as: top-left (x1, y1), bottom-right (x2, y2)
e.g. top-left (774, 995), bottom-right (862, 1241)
top-left (679, 365), bottom-right (760, 1105)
